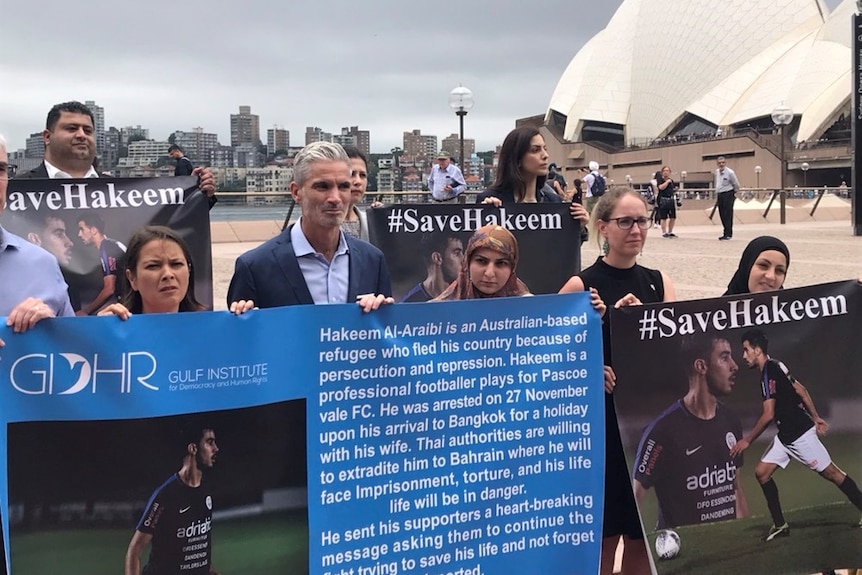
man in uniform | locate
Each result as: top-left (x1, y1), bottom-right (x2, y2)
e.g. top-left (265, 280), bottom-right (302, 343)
top-left (732, 328), bottom-right (862, 540)
top-left (125, 424), bottom-right (220, 575)
top-left (633, 335), bottom-right (748, 528)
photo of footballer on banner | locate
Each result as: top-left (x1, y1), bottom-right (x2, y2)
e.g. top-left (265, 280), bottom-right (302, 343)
top-left (610, 281), bottom-right (862, 574)
top-left (366, 204), bottom-right (580, 301)
top-left (1, 176), bottom-right (213, 313)
top-left (7, 403), bottom-right (308, 575)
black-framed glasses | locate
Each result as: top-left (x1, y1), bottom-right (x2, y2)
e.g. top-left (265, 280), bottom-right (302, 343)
top-left (607, 216), bottom-right (650, 230)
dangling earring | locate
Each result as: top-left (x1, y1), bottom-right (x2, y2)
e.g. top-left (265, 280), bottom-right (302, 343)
top-left (602, 239), bottom-right (610, 255)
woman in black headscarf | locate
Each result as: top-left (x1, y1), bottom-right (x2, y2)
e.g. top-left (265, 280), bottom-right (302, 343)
top-left (723, 236), bottom-right (790, 295)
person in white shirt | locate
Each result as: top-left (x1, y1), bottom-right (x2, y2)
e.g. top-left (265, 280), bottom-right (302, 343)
top-left (714, 156), bottom-right (741, 240)
top-left (427, 151), bottom-right (466, 203)
top-left (583, 160), bottom-right (601, 213)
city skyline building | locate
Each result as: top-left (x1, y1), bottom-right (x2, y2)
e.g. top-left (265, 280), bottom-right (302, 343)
top-left (101, 127), bottom-right (121, 170)
top-left (440, 133), bottom-right (475, 162)
top-left (233, 142), bottom-right (263, 168)
top-left (246, 166), bottom-right (294, 194)
top-left (305, 126), bottom-right (333, 145)
top-left (120, 125), bottom-right (150, 145)
top-left (402, 129), bottom-right (437, 158)
top-left (230, 105), bottom-right (261, 148)
top-left (173, 127), bottom-right (220, 163)
top-left (334, 126), bottom-right (370, 156)
top-left (267, 126), bottom-right (290, 156)
top-left (117, 139), bottom-right (171, 167)
top-left (84, 100), bottom-right (107, 155)
top-left (25, 132), bottom-right (44, 159)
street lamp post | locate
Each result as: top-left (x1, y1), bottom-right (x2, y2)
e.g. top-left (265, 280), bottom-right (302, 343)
top-left (448, 86), bottom-right (474, 173)
top-left (801, 162), bottom-right (809, 189)
top-left (755, 165), bottom-right (762, 190)
top-left (771, 104), bottom-right (793, 224)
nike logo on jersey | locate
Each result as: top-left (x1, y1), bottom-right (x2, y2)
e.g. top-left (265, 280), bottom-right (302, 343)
top-left (179, 506), bottom-right (191, 514)
top-left (685, 446), bottom-right (703, 456)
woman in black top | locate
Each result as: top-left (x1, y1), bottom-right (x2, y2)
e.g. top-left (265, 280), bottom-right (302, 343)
top-left (477, 126), bottom-right (562, 204)
top-left (476, 126), bottom-right (589, 230)
top-left (655, 165), bottom-right (678, 238)
top-left (559, 187), bottom-right (676, 575)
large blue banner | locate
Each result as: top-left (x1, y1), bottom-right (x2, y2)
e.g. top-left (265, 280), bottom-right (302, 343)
top-left (0, 293), bottom-right (604, 575)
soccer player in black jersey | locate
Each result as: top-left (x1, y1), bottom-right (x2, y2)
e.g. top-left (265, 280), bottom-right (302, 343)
top-left (125, 424), bottom-right (220, 575)
top-left (732, 328), bottom-right (862, 541)
top-left (633, 336), bottom-right (748, 528)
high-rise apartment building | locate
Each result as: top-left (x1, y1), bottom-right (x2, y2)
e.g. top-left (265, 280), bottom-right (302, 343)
top-left (234, 143), bottom-right (263, 168)
top-left (305, 126), bottom-right (333, 145)
top-left (267, 127), bottom-right (290, 156)
top-left (403, 129), bottom-right (437, 158)
top-left (117, 140), bottom-right (171, 167)
top-left (120, 125), bottom-right (150, 145)
top-left (210, 145), bottom-right (235, 169)
top-left (101, 127), bottom-right (121, 170)
top-left (84, 100), bottom-right (106, 153)
top-left (173, 127), bottom-right (220, 163)
top-left (333, 126), bottom-right (370, 155)
top-left (230, 105), bottom-right (261, 147)
top-left (441, 133), bottom-right (475, 163)
top-left (25, 132), bottom-right (45, 158)
top-left (246, 167), bottom-right (294, 194)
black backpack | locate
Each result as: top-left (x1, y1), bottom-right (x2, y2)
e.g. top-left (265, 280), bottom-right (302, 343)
top-left (592, 172), bottom-right (606, 197)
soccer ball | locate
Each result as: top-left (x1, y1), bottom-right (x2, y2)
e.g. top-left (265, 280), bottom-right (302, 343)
top-left (655, 529), bottom-right (681, 560)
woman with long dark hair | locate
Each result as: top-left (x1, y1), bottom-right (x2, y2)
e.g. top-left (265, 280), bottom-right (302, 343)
top-left (477, 127), bottom-right (561, 204)
top-left (99, 225), bottom-right (253, 318)
top-left (476, 126), bottom-right (589, 229)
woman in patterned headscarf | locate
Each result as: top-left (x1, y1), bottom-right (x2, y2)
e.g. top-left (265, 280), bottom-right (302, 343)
top-left (433, 224), bottom-right (530, 300)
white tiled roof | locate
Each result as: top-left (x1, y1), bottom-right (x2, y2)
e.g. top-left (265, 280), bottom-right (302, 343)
top-left (548, 0), bottom-right (851, 142)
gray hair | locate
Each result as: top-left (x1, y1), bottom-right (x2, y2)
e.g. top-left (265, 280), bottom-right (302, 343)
top-left (0, 133), bottom-right (6, 153)
top-left (293, 141), bottom-right (350, 187)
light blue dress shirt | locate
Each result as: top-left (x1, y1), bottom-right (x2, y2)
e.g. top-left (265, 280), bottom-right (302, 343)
top-left (0, 226), bottom-right (74, 317)
top-left (290, 219), bottom-right (350, 304)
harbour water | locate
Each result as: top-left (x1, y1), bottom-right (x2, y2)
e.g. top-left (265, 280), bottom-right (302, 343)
top-left (210, 202), bottom-right (299, 223)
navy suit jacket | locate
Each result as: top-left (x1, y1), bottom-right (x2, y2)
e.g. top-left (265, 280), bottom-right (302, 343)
top-left (227, 225), bottom-right (391, 309)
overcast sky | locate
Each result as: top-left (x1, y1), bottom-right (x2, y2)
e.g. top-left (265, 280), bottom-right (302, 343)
top-left (0, 0), bottom-right (844, 154)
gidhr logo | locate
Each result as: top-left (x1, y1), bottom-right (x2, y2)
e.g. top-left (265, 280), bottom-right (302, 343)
top-left (9, 352), bottom-right (158, 395)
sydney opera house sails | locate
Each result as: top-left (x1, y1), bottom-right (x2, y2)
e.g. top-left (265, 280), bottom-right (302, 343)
top-left (547, 0), bottom-right (854, 144)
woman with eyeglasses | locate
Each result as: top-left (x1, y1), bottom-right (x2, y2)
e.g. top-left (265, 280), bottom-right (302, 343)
top-left (558, 186), bottom-right (676, 575)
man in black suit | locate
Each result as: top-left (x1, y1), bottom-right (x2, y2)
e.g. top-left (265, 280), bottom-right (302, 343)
top-left (227, 141), bottom-right (392, 310)
top-left (16, 101), bottom-right (218, 208)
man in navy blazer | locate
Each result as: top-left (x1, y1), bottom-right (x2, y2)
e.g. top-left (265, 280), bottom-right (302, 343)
top-left (227, 142), bottom-right (392, 309)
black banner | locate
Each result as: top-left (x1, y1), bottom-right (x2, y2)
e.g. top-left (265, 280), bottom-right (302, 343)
top-left (2, 177), bottom-right (213, 310)
top-left (611, 282), bottom-right (862, 574)
top-left (853, 13), bottom-right (861, 235)
top-left (367, 204), bottom-right (581, 300)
